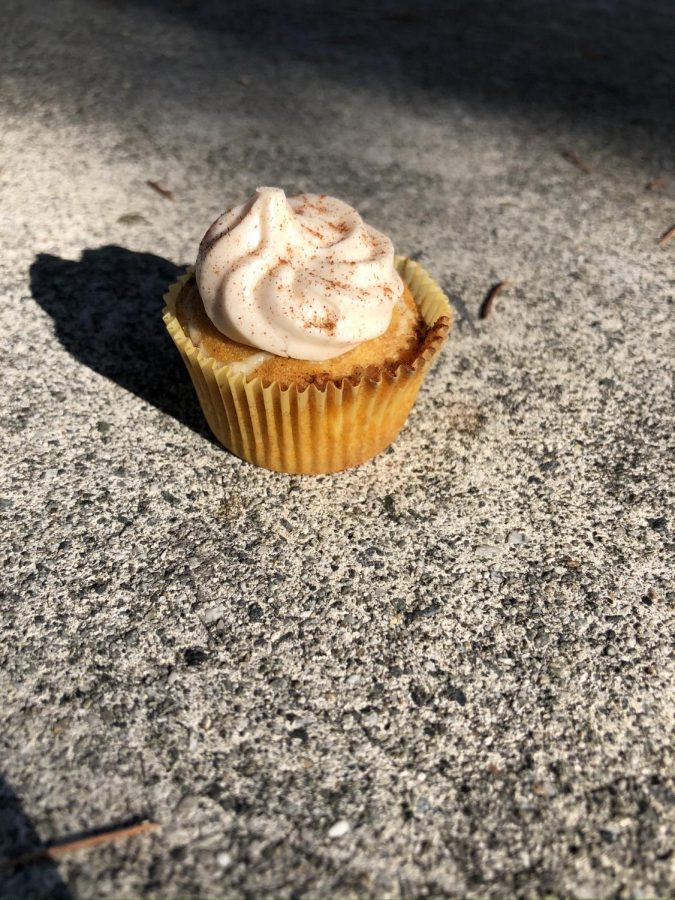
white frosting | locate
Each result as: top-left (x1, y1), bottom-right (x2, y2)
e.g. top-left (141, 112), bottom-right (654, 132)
top-left (195, 187), bottom-right (403, 360)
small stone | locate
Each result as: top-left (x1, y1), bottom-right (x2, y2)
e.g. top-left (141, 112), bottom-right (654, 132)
top-left (382, 494), bottom-right (397, 517)
top-left (532, 780), bottom-right (556, 798)
top-left (328, 820), bottom-right (351, 839)
top-left (247, 603), bottom-right (263, 622)
top-left (647, 516), bottom-right (667, 531)
top-left (405, 603), bottom-right (439, 624)
top-left (507, 531), bottom-right (529, 546)
top-left (289, 726), bottom-right (308, 743)
top-left (216, 851), bottom-right (232, 868)
top-left (475, 544), bottom-right (499, 557)
top-left (446, 684), bottom-right (467, 706)
top-left (410, 684), bottom-right (430, 707)
top-left (184, 647), bottom-right (208, 667)
top-left (96, 420), bottom-right (111, 434)
top-left (203, 604), bottom-right (225, 624)
top-left (416, 603), bottom-right (440, 619)
top-left (574, 882), bottom-right (601, 900)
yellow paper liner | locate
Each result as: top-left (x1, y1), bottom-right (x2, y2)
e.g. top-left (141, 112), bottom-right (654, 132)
top-left (163, 256), bottom-right (452, 474)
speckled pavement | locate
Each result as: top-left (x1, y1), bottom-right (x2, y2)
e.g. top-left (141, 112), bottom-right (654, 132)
top-left (1, 1), bottom-right (674, 898)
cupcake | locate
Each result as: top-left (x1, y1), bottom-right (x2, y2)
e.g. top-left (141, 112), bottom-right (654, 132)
top-left (163, 187), bottom-right (451, 474)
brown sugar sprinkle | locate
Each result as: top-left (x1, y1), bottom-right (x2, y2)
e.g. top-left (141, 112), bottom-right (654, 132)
top-left (307, 315), bottom-right (337, 335)
top-left (301, 223), bottom-right (324, 240)
top-left (325, 279), bottom-right (351, 292)
top-left (325, 219), bottom-right (351, 234)
top-left (305, 198), bottom-right (329, 213)
top-left (479, 280), bottom-right (512, 319)
top-left (268, 257), bottom-right (290, 275)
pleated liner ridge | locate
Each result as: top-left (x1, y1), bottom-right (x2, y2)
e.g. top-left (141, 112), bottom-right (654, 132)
top-left (163, 256), bottom-right (452, 474)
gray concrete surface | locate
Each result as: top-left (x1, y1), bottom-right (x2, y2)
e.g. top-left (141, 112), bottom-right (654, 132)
top-left (1, 1), bottom-right (674, 897)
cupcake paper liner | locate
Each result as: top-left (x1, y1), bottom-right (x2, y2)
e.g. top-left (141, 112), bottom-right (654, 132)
top-left (163, 256), bottom-right (452, 474)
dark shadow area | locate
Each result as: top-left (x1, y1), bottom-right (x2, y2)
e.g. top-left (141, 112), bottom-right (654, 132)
top-left (130, 0), bottom-right (675, 131)
top-left (29, 247), bottom-right (212, 439)
top-left (4, 0), bottom-right (675, 161)
top-left (0, 775), bottom-right (73, 900)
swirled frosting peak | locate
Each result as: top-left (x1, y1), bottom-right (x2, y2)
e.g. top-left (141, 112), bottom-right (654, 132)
top-left (195, 187), bottom-right (403, 360)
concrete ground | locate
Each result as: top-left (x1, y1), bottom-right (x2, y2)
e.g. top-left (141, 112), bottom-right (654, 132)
top-left (1, 1), bottom-right (673, 897)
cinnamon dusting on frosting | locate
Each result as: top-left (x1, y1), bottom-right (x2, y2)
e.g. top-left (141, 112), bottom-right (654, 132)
top-left (305, 312), bottom-right (338, 335)
top-left (300, 223), bottom-right (325, 241)
top-left (195, 187), bottom-right (402, 361)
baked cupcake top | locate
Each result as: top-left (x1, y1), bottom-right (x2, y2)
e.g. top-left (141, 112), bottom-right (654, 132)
top-left (195, 187), bottom-right (403, 361)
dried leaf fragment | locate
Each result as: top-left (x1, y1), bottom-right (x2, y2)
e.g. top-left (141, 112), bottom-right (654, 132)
top-left (561, 150), bottom-right (592, 174)
top-left (1, 820), bottom-right (160, 870)
top-left (146, 180), bottom-right (174, 201)
top-left (657, 224), bottom-right (675, 246)
top-left (117, 213), bottom-right (148, 225)
top-left (480, 280), bottom-right (512, 320)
